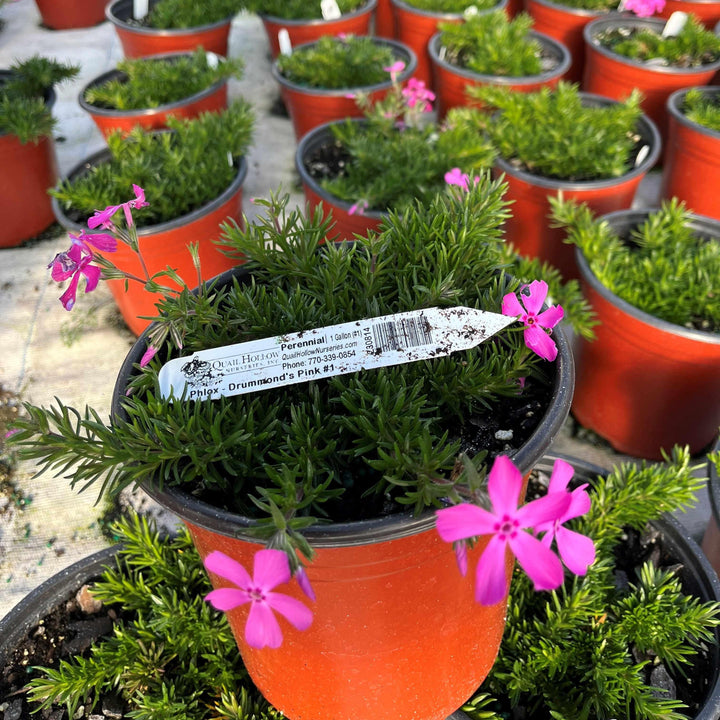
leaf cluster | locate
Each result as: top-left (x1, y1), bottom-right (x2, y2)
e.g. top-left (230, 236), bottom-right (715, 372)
top-left (276, 35), bottom-right (396, 89)
top-left (84, 49), bottom-right (244, 111)
top-left (551, 196), bottom-right (720, 332)
top-left (466, 447), bottom-right (720, 720)
top-left (0, 55), bottom-right (78, 142)
top-left (140, 0), bottom-right (245, 29)
top-left (438, 11), bottom-right (544, 77)
top-left (469, 81), bottom-right (644, 180)
top-left (50, 101), bottom-right (254, 226)
top-left (247, 0), bottom-right (366, 19)
top-left (595, 16), bottom-right (720, 67)
top-left (28, 515), bottom-right (285, 720)
top-left (682, 87), bottom-right (720, 132)
top-left (401, 0), bottom-right (500, 11)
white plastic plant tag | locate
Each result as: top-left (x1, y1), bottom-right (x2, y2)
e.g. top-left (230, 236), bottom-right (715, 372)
top-left (321, 0), bottom-right (342, 20)
top-left (158, 307), bottom-right (515, 401)
top-left (278, 29), bottom-right (293, 56)
top-left (662, 11), bottom-right (688, 37)
top-left (635, 144), bottom-right (650, 167)
top-left (227, 151), bottom-right (233, 167)
top-left (464, 5), bottom-right (479, 17)
top-left (133, 0), bottom-right (148, 20)
top-left (206, 51), bottom-right (219, 69)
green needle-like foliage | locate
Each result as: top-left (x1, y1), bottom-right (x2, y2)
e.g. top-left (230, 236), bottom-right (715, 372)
top-left (438, 11), bottom-right (544, 77)
top-left (595, 16), bottom-right (720, 67)
top-left (465, 447), bottom-right (720, 720)
top-left (50, 101), bottom-right (254, 226)
top-left (470, 82), bottom-right (644, 181)
top-left (84, 49), bottom-right (244, 110)
top-left (276, 35), bottom-right (397, 89)
top-left (248, 0), bottom-right (366, 19)
top-left (0, 55), bottom-right (78, 142)
top-left (682, 87), bottom-right (720, 133)
top-left (141, 0), bottom-right (245, 28)
top-left (551, 196), bottom-right (720, 332)
top-left (401, 0), bottom-right (500, 11)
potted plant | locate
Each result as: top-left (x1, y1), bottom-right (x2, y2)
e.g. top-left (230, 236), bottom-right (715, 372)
top-left (428, 11), bottom-right (572, 118)
top-left (9, 179), bottom-right (600, 720)
top-left (50, 101), bottom-right (254, 336)
top-left (79, 48), bottom-right (244, 138)
top-left (469, 82), bottom-right (661, 279)
top-left (249, 0), bottom-right (378, 59)
top-left (34, 0), bottom-right (107, 29)
top-left (551, 196), bottom-right (720, 459)
top-left (661, 86), bottom-right (720, 221)
top-left (0, 56), bottom-right (78, 249)
top-left (106, 0), bottom-right (244, 58)
top-left (583, 12), bottom-right (720, 139)
top-left (272, 34), bottom-right (416, 141)
top-left (390, 0), bottom-right (509, 88)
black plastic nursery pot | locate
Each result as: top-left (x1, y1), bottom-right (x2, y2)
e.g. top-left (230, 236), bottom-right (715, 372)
top-left (110, 261), bottom-right (575, 720)
top-left (702, 437), bottom-right (720, 577)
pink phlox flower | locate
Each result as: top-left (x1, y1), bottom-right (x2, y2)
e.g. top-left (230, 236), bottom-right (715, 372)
top-left (501, 279), bottom-right (564, 362)
top-left (140, 345), bottom-right (158, 368)
top-left (87, 204), bottom-right (120, 230)
top-left (4, 428), bottom-right (19, 439)
top-left (337, 32), bottom-right (349, 40)
top-left (622, 0), bottom-right (665, 15)
top-left (348, 199), bottom-right (368, 216)
top-left (535, 459), bottom-right (596, 576)
top-left (384, 59), bottom-right (406, 81)
top-left (435, 455), bottom-right (572, 606)
top-left (70, 230), bottom-right (117, 254)
top-left (88, 185), bottom-right (149, 230)
top-left (444, 168), bottom-right (480, 191)
top-left (402, 78), bottom-right (435, 112)
top-left (48, 243), bottom-right (101, 311)
top-left (204, 549), bottom-right (313, 649)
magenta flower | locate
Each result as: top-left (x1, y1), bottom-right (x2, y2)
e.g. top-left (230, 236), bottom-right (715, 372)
top-left (402, 78), bottom-right (435, 112)
top-left (348, 199), bottom-right (368, 216)
top-left (535, 459), bottom-right (596, 576)
top-left (48, 244), bottom-right (102, 311)
top-left (384, 60), bottom-right (406, 81)
top-left (444, 167), bottom-right (479, 191)
top-left (70, 230), bottom-right (118, 254)
top-left (204, 549), bottom-right (313, 649)
top-left (436, 455), bottom-right (572, 605)
top-left (88, 184), bottom-right (149, 230)
top-left (623, 0), bottom-right (665, 15)
top-left (140, 345), bottom-right (158, 368)
top-left (501, 280), bottom-right (564, 362)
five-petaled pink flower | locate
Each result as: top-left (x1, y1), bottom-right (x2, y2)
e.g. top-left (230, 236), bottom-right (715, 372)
top-left (436, 455), bottom-right (572, 606)
top-left (402, 78), bottom-right (435, 112)
top-left (48, 243), bottom-right (102, 311)
top-left (535, 459), bottom-right (596, 576)
top-left (204, 549), bottom-right (313, 649)
top-left (444, 167), bottom-right (479, 191)
top-left (88, 184), bottom-right (149, 230)
top-left (384, 60), bottom-right (406, 82)
top-left (348, 199), bottom-right (369, 216)
top-left (622, 0), bottom-right (665, 15)
top-left (501, 280), bottom-right (564, 362)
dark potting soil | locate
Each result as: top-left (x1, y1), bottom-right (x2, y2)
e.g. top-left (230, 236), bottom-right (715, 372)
top-left (303, 137), bottom-right (352, 185)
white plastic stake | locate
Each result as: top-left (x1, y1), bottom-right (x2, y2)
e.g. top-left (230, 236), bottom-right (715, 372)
top-left (662, 11), bottom-right (688, 37)
top-left (206, 51), bottom-right (219, 69)
top-left (278, 29), bottom-right (293, 56)
top-left (321, 0), bottom-right (342, 20)
top-left (133, 0), bottom-right (148, 20)
top-left (635, 145), bottom-right (650, 167)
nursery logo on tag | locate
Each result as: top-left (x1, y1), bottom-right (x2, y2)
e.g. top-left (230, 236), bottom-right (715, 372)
top-left (158, 307), bottom-right (515, 401)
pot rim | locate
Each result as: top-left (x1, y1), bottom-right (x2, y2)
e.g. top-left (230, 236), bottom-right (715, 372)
top-left (114, 263), bottom-right (574, 548)
top-left (524, 0), bottom-right (605, 18)
top-left (708, 437), bottom-right (720, 529)
top-left (51, 145), bottom-right (248, 237)
top-left (106, 0), bottom-right (234, 36)
top-left (428, 29), bottom-right (572, 84)
top-left (584, 13), bottom-right (720, 73)
top-left (575, 208), bottom-right (720, 344)
top-left (493, 91), bottom-right (661, 189)
top-left (260, 0), bottom-right (378, 26)
top-left (667, 85), bottom-right (720, 140)
top-left (271, 37), bottom-right (417, 96)
top-left (78, 51), bottom-right (228, 118)
top-left (390, 0), bottom-right (508, 19)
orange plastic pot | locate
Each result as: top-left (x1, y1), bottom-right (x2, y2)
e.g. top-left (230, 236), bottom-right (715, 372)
top-left (661, 87), bottom-right (720, 220)
top-left (35, 0), bottom-right (106, 29)
top-left (272, 39), bottom-right (416, 141)
top-left (52, 149), bottom-right (247, 336)
top-left (106, 0), bottom-right (233, 58)
top-left (375, 0), bottom-right (396, 36)
top-left (428, 30), bottom-right (571, 119)
top-left (78, 53), bottom-right (229, 138)
top-left (493, 93), bottom-right (661, 279)
top-left (572, 210), bottom-right (720, 459)
top-left (260, 0), bottom-right (377, 60)
top-left (296, 120), bottom-right (385, 241)
top-left (659, 0), bottom-right (720, 29)
top-left (582, 15), bottom-right (720, 141)
top-left (112, 263), bottom-right (574, 720)
top-left (390, 0), bottom-right (509, 89)
top-left (525, 0), bottom-right (603, 83)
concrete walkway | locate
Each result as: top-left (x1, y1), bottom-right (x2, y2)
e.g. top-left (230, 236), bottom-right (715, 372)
top-left (0, 0), bottom-right (711, 619)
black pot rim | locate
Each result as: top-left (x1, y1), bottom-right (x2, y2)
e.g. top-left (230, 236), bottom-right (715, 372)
top-left (428, 29), bottom-right (572, 84)
top-left (667, 85), bottom-right (720, 140)
top-left (78, 51), bottom-right (228, 117)
top-left (51, 145), bottom-right (248, 236)
top-left (574, 208), bottom-right (720, 344)
top-left (260, 0), bottom-right (377, 26)
top-left (106, 0), bottom-right (234, 36)
top-left (390, 0), bottom-right (509, 19)
top-left (113, 264), bottom-right (574, 548)
top-left (271, 37), bottom-right (417, 96)
top-left (584, 13), bottom-right (720, 73)
top-left (708, 437), bottom-right (720, 528)
top-left (525, 0), bottom-right (605, 18)
top-left (493, 91), bottom-right (661, 188)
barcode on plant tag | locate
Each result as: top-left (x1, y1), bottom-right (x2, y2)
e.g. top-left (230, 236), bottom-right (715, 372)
top-left (371, 316), bottom-right (433, 353)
